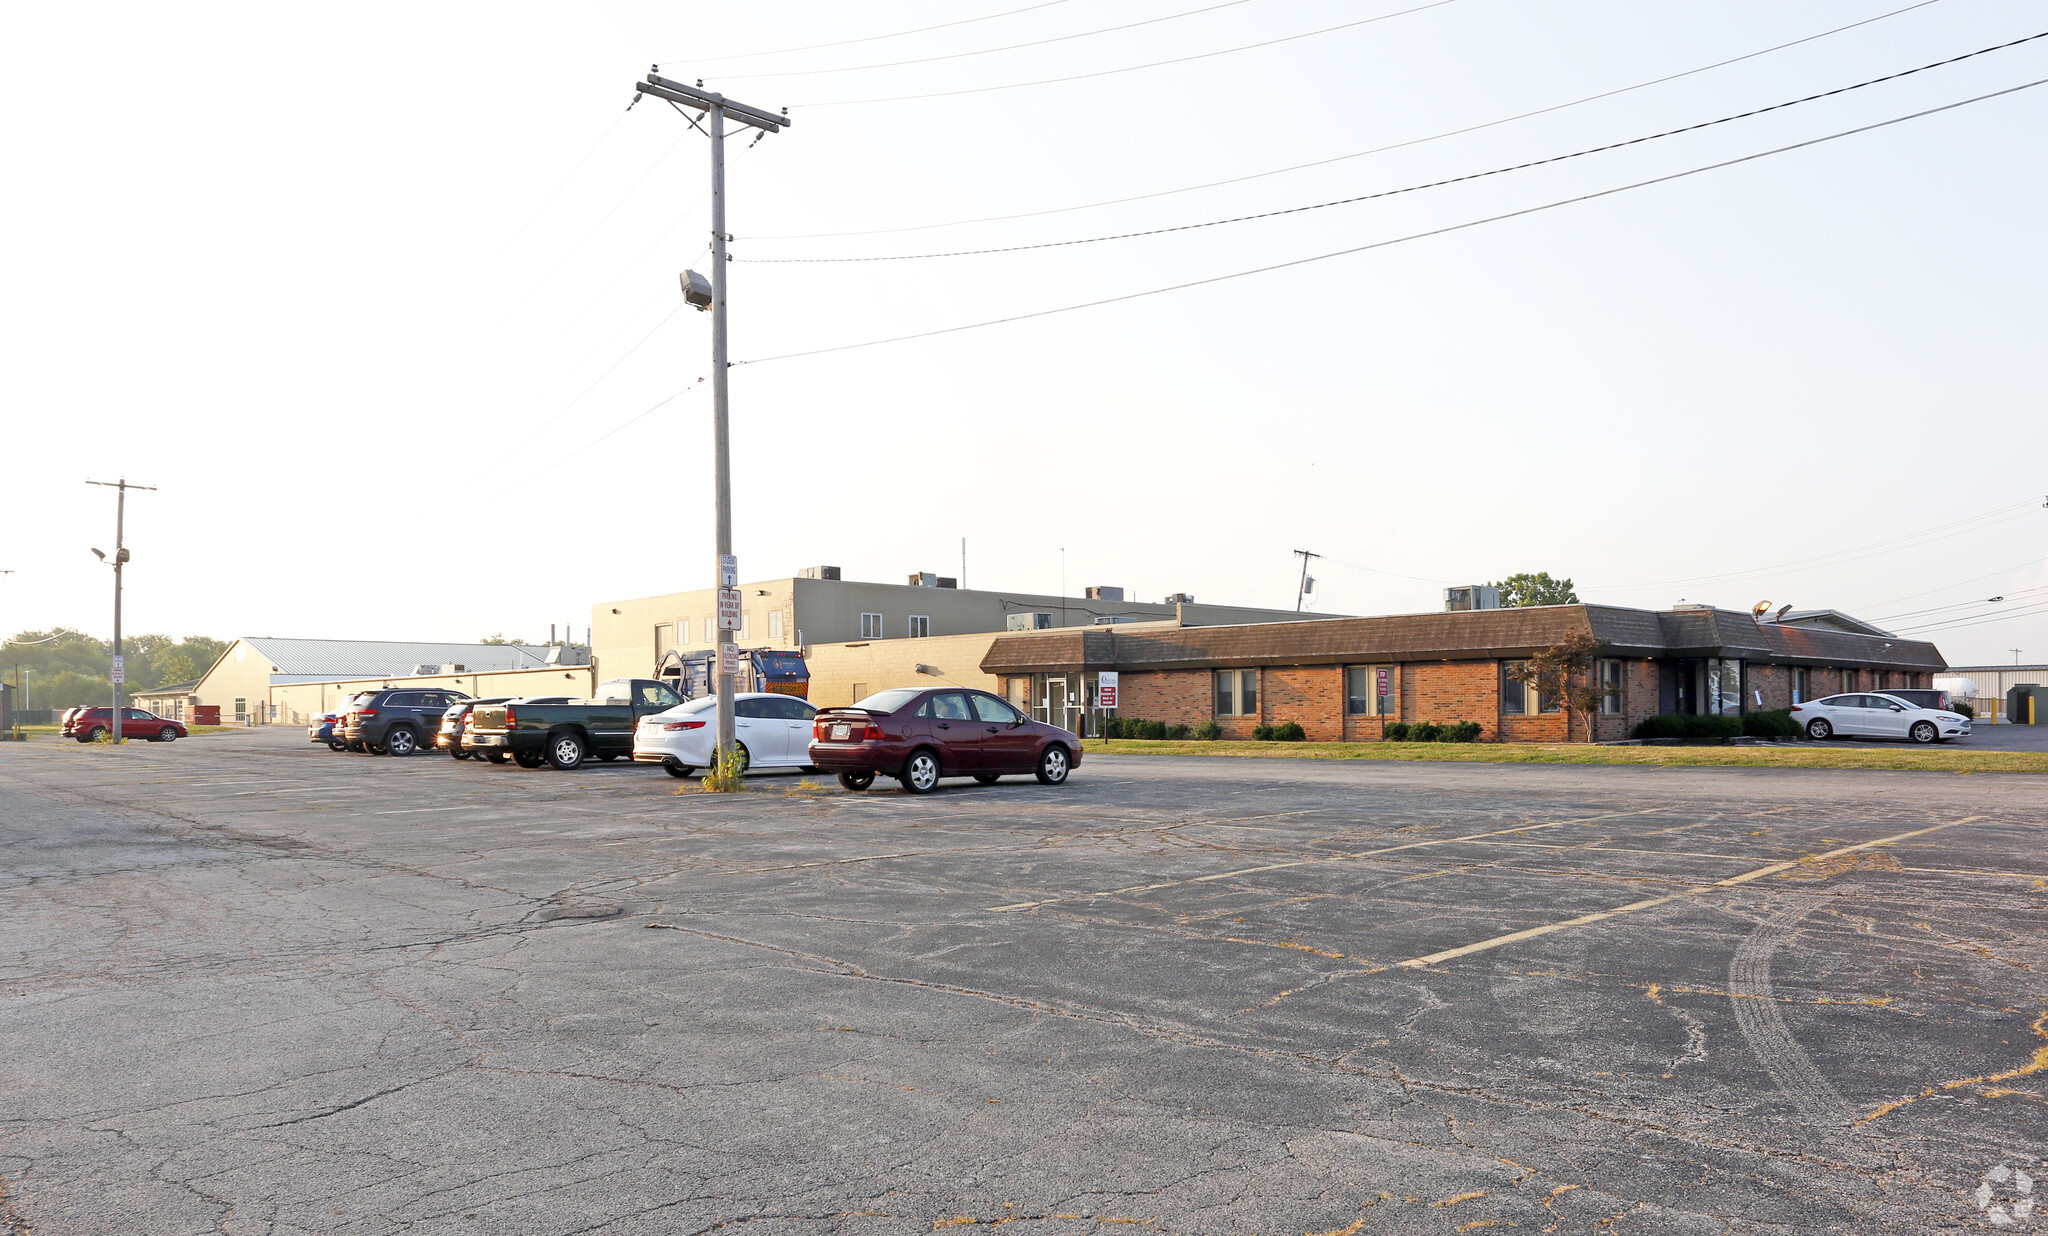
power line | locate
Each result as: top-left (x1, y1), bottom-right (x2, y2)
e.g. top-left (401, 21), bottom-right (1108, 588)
top-left (748, 0), bottom-right (1949, 241)
top-left (1895, 599), bottom-right (2048, 635)
top-left (713, 0), bottom-right (1259, 79)
top-left (662, 0), bottom-right (1079, 65)
top-left (1853, 553), bottom-right (2048, 613)
top-left (503, 379), bottom-right (710, 489)
top-left (1871, 583), bottom-right (2048, 623)
top-left (794, 0), bottom-right (1460, 107)
top-left (733, 77), bottom-right (2048, 367)
top-left (481, 303), bottom-right (689, 472)
top-left (738, 29), bottom-right (2048, 265)
top-left (484, 99), bottom-right (638, 264)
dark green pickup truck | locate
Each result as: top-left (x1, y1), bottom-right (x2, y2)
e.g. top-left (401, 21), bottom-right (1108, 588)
top-left (465, 678), bottom-right (683, 770)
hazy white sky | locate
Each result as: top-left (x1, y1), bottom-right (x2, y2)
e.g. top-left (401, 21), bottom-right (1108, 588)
top-left (5, 0), bottom-right (2044, 665)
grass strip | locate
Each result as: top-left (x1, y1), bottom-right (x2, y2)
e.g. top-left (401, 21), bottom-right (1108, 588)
top-left (1082, 738), bottom-right (2048, 773)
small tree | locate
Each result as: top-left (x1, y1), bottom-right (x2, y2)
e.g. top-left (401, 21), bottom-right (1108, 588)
top-left (1509, 631), bottom-right (1607, 743)
top-left (1490, 572), bottom-right (1579, 608)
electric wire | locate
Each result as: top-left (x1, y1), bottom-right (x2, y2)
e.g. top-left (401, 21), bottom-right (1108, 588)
top-left (486, 101), bottom-right (638, 262)
top-left (793, 0), bottom-right (1460, 107)
top-left (482, 304), bottom-right (688, 472)
top-left (661, 0), bottom-right (1079, 65)
top-left (1895, 599), bottom-right (2048, 635)
top-left (748, 0), bottom-right (1949, 241)
top-left (1871, 583), bottom-right (2048, 624)
top-left (1855, 553), bottom-right (2048, 613)
top-left (738, 29), bottom-right (2048, 265)
top-left (712, 0), bottom-right (1259, 79)
top-left (731, 77), bottom-right (2048, 367)
top-left (504, 379), bottom-right (710, 489)
top-left (1320, 557), bottom-right (1457, 586)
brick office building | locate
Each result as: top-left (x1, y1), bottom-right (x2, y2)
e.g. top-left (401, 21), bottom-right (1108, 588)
top-left (981, 604), bottom-right (1945, 742)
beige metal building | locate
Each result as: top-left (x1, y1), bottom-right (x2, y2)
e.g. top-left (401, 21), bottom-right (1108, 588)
top-left (592, 567), bottom-right (1332, 686)
top-left (1937, 664), bottom-right (2047, 723)
top-left (170, 637), bottom-right (574, 724)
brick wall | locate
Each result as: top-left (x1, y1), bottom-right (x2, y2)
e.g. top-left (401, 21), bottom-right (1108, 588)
top-left (1408, 662), bottom-right (1504, 739)
top-left (1121, 670), bottom-right (1213, 726)
top-left (1265, 666), bottom-right (1344, 741)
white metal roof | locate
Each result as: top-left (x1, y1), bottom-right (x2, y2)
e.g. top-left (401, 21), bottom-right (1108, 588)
top-left (235, 637), bottom-right (556, 681)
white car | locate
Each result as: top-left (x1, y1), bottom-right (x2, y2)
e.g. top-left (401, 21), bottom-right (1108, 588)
top-left (1789, 693), bottom-right (1971, 743)
top-left (631, 691), bottom-right (821, 778)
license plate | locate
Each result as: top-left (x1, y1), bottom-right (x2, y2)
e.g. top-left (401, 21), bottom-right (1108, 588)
top-left (830, 723), bottom-right (850, 740)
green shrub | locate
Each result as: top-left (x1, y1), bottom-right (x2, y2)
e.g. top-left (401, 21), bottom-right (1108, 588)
top-left (1382, 721), bottom-right (1411, 741)
top-left (1955, 701), bottom-right (1975, 719)
top-left (1443, 720), bottom-right (1482, 743)
top-left (1272, 720), bottom-right (1306, 742)
top-left (1742, 709), bottom-right (1800, 739)
top-left (1410, 721), bottom-right (1444, 743)
top-left (1251, 722), bottom-right (1275, 741)
top-left (1166, 723), bottom-right (1191, 740)
top-left (1140, 719), bottom-right (1168, 740)
top-left (1099, 716), bottom-right (1125, 739)
top-left (1194, 719), bottom-right (1221, 740)
top-left (1632, 714), bottom-right (1742, 741)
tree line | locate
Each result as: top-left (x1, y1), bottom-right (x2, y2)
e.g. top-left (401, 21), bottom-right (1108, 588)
top-left (2, 630), bottom-right (229, 711)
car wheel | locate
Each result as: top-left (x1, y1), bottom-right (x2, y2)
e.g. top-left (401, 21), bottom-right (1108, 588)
top-left (1805, 719), bottom-right (1832, 740)
top-left (662, 758), bottom-right (694, 779)
top-left (448, 743), bottom-right (466, 760)
top-left (1910, 720), bottom-right (1938, 744)
top-left (513, 751), bottom-right (546, 769)
top-left (836, 769), bottom-right (875, 792)
top-left (973, 773), bottom-right (1001, 784)
top-left (384, 727), bottom-right (418, 756)
top-left (157, 727), bottom-right (177, 742)
top-left (547, 732), bottom-right (586, 770)
top-left (328, 741), bottom-right (346, 752)
top-left (84, 727), bottom-right (105, 743)
top-left (485, 751), bottom-right (509, 764)
top-left (1035, 745), bottom-right (1071, 785)
top-left (898, 750), bottom-right (941, 795)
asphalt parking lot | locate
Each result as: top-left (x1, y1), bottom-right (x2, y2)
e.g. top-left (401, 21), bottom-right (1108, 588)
top-left (3, 730), bottom-right (2044, 1235)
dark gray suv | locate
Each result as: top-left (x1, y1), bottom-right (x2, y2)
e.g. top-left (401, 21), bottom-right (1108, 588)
top-left (344, 688), bottom-right (472, 756)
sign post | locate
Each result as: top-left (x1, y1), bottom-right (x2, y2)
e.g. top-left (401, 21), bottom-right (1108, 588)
top-left (1097, 671), bottom-right (1118, 711)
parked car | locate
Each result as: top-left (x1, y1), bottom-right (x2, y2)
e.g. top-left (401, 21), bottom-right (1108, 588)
top-left (1790, 693), bottom-right (1971, 743)
top-left (437, 697), bottom-right (512, 760)
top-left (1871, 688), bottom-right (1952, 713)
top-left (808, 686), bottom-right (1079, 794)
top-left (632, 692), bottom-right (820, 778)
top-left (63, 707), bottom-right (188, 743)
top-left (309, 694), bottom-right (369, 751)
top-left (342, 688), bottom-right (473, 756)
top-left (465, 679), bottom-right (684, 769)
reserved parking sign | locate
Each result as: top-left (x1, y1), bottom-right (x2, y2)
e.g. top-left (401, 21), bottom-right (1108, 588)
top-left (1097, 671), bottom-right (1118, 709)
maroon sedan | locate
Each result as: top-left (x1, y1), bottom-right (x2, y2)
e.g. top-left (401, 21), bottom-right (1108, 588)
top-left (63, 707), bottom-right (188, 743)
top-left (809, 687), bottom-right (1079, 794)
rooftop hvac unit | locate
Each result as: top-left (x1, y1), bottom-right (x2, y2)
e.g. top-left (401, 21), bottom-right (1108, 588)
top-left (1166, 592), bottom-right (1196, 604)
top-left (1443, 585), bottom-right (1501, 612)
top-left (1093, 615), bottom-right (1140, 625)
top-left (909, 571), bottom-right (940, 587)
top-left (798, 565), bottom-right (842, 581)
top-left (1084, 586), bottom-right (1124, 602)
top-left (1007, 612), bottom-right (1055, 631)
top-left (936, 576), bottom-right (957, 589)
top-left (440, 664), bottom-right (466, 674)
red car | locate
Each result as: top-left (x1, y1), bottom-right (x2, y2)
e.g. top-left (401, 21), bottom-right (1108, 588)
top-left (809, 686), bottom-right (1079, 794)
top-left (63, 707), bottom-right (189, 743)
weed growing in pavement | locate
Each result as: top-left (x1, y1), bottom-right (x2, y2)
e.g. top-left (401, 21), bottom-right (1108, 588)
top-left (699, 747), bottom-right (746, 793)
top-left (786, 778), bottom-right (826, 797)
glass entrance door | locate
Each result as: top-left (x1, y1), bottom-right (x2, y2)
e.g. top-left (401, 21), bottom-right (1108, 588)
top-left (1045, 677), bottom-right (1068, 732)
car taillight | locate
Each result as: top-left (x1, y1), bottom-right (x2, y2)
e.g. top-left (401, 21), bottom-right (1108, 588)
top-left (358, 708), bottom-right (377, 717)
top-left (664, 720), bottom-right (706, 731)
top-left (503, 706), bottom-right (517, 726)
top-left (1790, 705), bottom-right (1802, 712)
top-left (864, 722), bottom-right (883, 740)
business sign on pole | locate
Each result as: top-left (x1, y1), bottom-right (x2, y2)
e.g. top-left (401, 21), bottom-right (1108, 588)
top-left (111, 655), bottom-right (125, 684)
top-left (1375, 667), bottom-right (1390, 698)
top-left (716, 588), bottom-right (742, 631)
top-left (718, 554), bottom-right (738, 589)
top-left (1097, 671), bottom-right (1118, 709)
top-left (716, 641), bottom-right (740, 680)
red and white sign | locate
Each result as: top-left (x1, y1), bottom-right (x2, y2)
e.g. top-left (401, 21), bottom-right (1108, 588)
top-left (716, 641), bottom-right (740, 680)
top-left (1097, 671), bottom-right (1118, 709)
top-left (716, 588), bottom-right (742, 631)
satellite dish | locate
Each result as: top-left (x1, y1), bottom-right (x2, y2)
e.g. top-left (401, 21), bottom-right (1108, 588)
top-left (1775, 604), bottom-right (1794, 620)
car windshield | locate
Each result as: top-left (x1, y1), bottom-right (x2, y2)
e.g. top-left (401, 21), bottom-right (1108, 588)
top-left (851, 688), bottom-right (922, 713)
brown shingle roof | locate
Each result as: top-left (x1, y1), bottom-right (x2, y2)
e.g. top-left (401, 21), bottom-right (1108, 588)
top-left (978, 605), bottom-right (1945, 674)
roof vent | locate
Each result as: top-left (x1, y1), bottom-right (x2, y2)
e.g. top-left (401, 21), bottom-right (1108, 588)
top-left (1085, 586), bottom-right (1124, 602)
top-left (798, 565), bottom-right (841, 580)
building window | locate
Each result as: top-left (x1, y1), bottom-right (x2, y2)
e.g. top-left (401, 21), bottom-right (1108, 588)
top-left (654, 623), bottom-right (674, 660)
top-left (1501, 662), bottom-right (1526, 715)
top-left (851, 682), bottom-right (868, 703)
top-left (739, 611), bottom-right (751, 640)
top-left (768, 610), bottom-right (784, 639)
top-left (860, 612), bottom-right (883, 639)
top-left (702, 616), bottom-right (713, 644)
top-left (1213, 669), bottom-right (1258, 716)
top-left (908, 615), bottom-right (930, 638)
top-left (677, 618), bottom-right (690, 645)
top-left (1792, 666), bottom-right (1810, 703)
top-left (1345, 665), bottom-right (1393, 715)
top-left (1599, 659), bottom-right (1624, 715)
top-left (234, 697), bottom-right (247, 722)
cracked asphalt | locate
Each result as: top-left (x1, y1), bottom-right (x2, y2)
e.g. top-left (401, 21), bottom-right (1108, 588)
top-left (2, 730), bottom-right (2044, 1235)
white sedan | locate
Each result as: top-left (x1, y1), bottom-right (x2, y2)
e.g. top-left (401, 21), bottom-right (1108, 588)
top-left (1789, 693), bottom-right (1971, 743)
top-left (631, 692), bottom-right (821, 778)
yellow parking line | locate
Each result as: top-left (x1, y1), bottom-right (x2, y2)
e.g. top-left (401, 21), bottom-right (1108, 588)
top-left (1395, 816), bottom-right (1984, 969)
top-left (985, 806), bottom-right (1668, 912)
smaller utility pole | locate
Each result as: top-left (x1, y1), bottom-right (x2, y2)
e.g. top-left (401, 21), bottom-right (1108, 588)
top-left (2014, 648), bottom-right (2025, 666)
top-left (1292, 549), bottom-right (1321, 612)
top-left (87, 479), bottom-right (155, 744)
